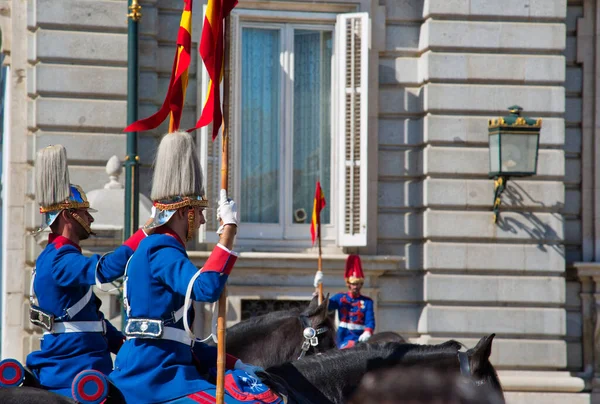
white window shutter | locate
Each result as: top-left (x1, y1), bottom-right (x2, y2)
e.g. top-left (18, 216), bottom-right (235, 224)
top-left (199, 11), bottom-right (239, 243)
top-left (336, 12), bottom-right (369, 247)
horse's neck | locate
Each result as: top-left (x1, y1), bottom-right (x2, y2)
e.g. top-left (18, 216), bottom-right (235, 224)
top-left (279, 346), bottom-right (388, 403)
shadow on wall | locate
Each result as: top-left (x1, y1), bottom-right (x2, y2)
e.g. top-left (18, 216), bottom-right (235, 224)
top-left (496, 183), bottom-right (564, 258)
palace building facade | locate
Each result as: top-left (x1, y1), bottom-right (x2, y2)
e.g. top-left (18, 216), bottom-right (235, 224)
top-left (0, 0), bottom-right (598, 402)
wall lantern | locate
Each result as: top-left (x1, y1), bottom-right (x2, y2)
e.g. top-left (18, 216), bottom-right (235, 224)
top-left (488, 106), bottom-right (541, 223)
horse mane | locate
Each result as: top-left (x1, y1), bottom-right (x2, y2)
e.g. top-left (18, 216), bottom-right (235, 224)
top-left (228, 308), bottom-right (303, 336)
top-left (226, 302), bottom-right (337, 369)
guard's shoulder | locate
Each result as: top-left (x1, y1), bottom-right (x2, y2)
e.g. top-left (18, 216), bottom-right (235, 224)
top-left (51, 239), bottom-right (81, 252)
top-left (360, 295), bottom-right (373, 302)
top-left (144, 233), bottom-right (186, 253)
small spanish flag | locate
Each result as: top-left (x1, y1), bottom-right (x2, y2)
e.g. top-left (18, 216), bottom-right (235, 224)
top-left (310, 181), bottom-right (327, 245)
top-left (124, 0), bottom-right (193, 133)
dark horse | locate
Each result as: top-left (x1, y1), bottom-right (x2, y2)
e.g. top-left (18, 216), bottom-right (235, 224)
top-left (0, 387), bottom-right (75, 404)
top-left (0, 334), bottom-right (502, 404)
top-left (224, 295), bottom-right (337, 368)
top-left (260, 334), bottom-right (503, 404)
top-left (366, 331), bottom-right (406, 344)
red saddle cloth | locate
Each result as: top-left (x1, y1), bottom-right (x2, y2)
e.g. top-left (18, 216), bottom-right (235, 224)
top-left (181, 370), bottom-right (283, 404)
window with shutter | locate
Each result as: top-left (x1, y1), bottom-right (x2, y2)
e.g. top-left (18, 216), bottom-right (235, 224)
top-left (197, 9), bottom-right (369, 249)
top-left (336, 13), bottom-right (369, 247)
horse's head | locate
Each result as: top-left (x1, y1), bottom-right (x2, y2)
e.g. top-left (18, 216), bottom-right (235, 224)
top-left (361, 335), bottom-right (503, 401)
top-left (464, 334), bottom-right (502, 394)
top-left (297, 294), bottom-right (337, 358)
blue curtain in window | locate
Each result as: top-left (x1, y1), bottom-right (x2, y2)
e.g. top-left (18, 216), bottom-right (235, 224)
top-left (241, 28), bottom-right (280, 223)
top-left (293, 31), bottom-right (332, 224)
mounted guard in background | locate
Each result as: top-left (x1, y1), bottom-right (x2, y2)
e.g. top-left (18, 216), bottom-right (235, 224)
top-left (21, 145), bottom-right (146, 398)
top-left (315, 254), bottom-right (375, 349)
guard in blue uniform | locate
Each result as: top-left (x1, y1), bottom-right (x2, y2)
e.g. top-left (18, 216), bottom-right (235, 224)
top-left (314, 255), bottom-right (375, 349)
top-left (26, 145), bottom-right (147, 398)
top-left (110, 131), bottom-right (282, 404)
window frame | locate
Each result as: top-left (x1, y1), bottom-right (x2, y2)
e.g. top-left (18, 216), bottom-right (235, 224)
top-left (198, 8), bottom-right (371, 251)
top-left (200, 9), bottom-right (340, 248)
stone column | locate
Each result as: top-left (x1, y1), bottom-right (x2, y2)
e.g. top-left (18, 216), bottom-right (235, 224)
top-left (575, 264), bottom-right (600, 392)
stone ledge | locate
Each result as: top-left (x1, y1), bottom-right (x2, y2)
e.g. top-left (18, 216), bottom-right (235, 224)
top-left (424, 241), bottom-right (565, 273)
top-left (29, 64), bottom-right (127, 98)
top-left (423, 0), bottom-right (567, 20)
top-left (572, 262), bottom-right (600, 278)
top-left (424, 84), bottom-right (565, 115)
top-left (418, 306), bottom-right (566, 336)
top-left (498, 371), bottom-right (585, 393)
top-left (424, 274), bottom-right (565, 305)
top-left (424, 115), bottom-right (564, 146)
top-left (504, 391), bottom-right (591, 404)
top-left (378, 212), bottom-right (423, 240)
top-left (29, 97), bottom-right (126, 132)
top-left (28, 0), bottom-right (133, 31)
top-left (379, 149), bottom-right (422, 178)
top-left (34, 132), bottom-right (159, 165)
top-left (424, 210), bottom-right (564, 242)
top-left (425, 147), bottom-right (564, 178)
top-left (379, 57), bottom-right (419, 85)
top-left (424, 179), bottom-right (564, 210)
top-left (29, 30), bottom-right (127, 64)
top-left (420, 52), bottom-right (565, 84)
top-left (419, 20), bottom-right (566, 52)
top-left (386, 24), bottom-right (420, 51)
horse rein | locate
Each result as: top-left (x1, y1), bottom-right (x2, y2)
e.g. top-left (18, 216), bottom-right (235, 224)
top-left (297, 314), bottom-right (330, 360)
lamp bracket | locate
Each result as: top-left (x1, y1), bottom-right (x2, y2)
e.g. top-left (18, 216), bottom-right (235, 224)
top-left (492, 176), bottom-right (508, 224)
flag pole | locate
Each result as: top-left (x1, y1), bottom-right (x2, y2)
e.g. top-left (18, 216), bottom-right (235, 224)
top-left (124, 0), bottom-right (141, 331)
top-left (216, 14), bottom-right (231, 404)
top-left (317, 216), bottom-right (323, 305)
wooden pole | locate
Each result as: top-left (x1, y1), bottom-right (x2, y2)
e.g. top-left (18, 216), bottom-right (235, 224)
top-left (317, 220), bottom-right (323, 305)
top-left (215, 15), bottom-right (231, 404)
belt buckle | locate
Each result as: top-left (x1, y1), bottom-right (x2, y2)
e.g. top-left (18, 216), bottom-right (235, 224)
top-left (125, 318), bottom-right (163, 338)
top-left (101, 319), bottom-right (107, 335)
top-left (29, 305), bottom-right (54, 332)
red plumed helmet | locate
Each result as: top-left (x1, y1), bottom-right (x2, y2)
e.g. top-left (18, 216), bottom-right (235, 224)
top-left (344, 255), bottom-right (364, 284)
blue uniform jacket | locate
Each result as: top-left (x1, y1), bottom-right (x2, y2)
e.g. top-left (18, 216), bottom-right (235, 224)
top-left (26, 232), bottom-right (143, 397)
top-left (329, 292), bottom-right (375, 348)
top-left (110, 230), bottom-right (237, 403)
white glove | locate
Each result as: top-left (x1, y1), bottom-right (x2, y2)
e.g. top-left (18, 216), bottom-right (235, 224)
top-left (216, 189), bottom-right (238, 235)
top-left (313, 271), bottom-right (323, 288)
top-left (358, 330), bottom-right (372, 343)
top-left (234, 360), bottom-right (264, 379)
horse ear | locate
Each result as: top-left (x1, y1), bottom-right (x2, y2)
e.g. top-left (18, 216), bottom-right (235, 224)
top-left (306, 294), bottom-right (319, 313)
top-left (473, 334), bottom-right (495, 360)
top-left (316, 293), bottom-right (330, 322)
top-left (469, 334), bottom-right (495, 373)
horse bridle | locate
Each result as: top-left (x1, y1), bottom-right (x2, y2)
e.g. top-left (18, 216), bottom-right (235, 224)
top-left (458, 351), bottom-right (485, 386)
top-left (458, 351), bottom-right (470, 377)
top-left (297, 314), bottom-right (330, 360)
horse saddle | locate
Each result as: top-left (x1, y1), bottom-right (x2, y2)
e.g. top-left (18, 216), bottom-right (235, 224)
top-left (197, 369), bottom-right (284, 404)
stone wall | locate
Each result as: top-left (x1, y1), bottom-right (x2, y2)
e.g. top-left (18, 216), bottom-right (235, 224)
top-left (1, 1), bottom-right (597, 401)
top-left (377, 0), bottom-right (572, 378)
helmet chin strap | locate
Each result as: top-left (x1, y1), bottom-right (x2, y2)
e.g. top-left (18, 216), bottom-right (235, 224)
top-left (186, 208), bottom-right (196, 241)
top-left (69, 211), bottom-right (95, 236)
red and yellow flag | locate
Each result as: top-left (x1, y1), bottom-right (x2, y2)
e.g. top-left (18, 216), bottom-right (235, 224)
top-left (124, 0), bottom-right (193, 133)
top-left (310, 181), bottom-right (327, 245)
top-left (192, 0), bottom-right (237, 140)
